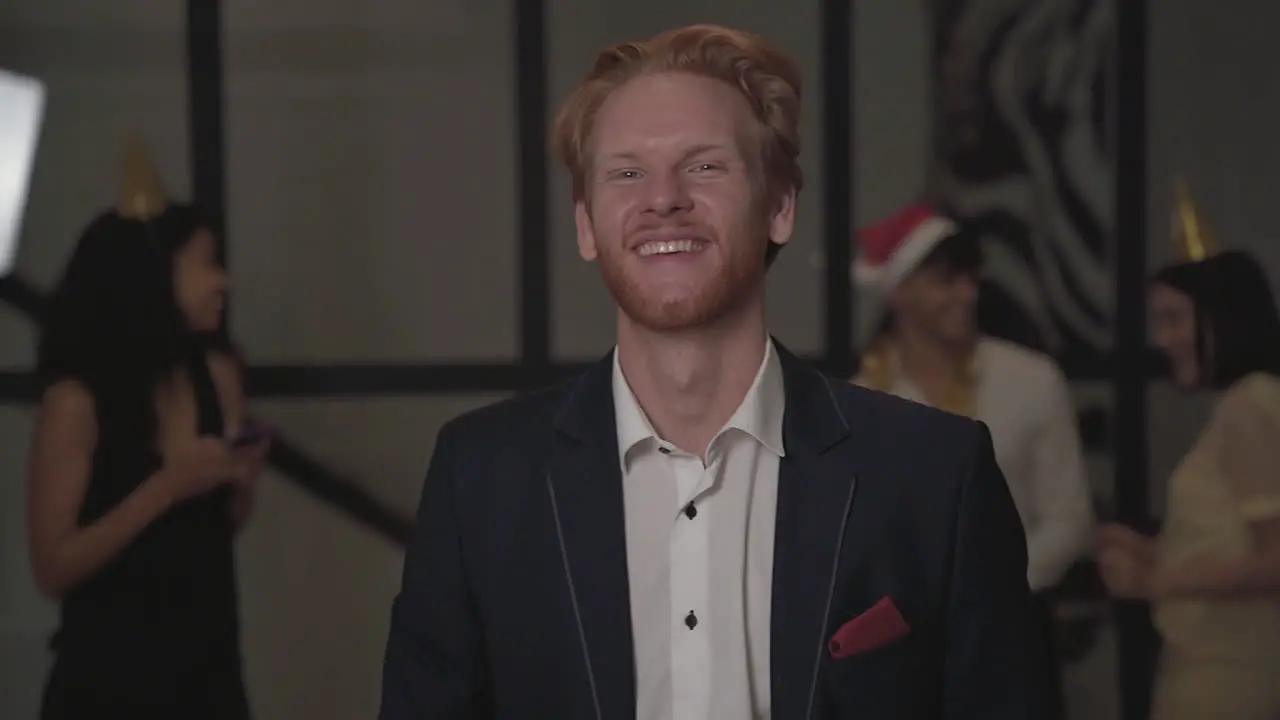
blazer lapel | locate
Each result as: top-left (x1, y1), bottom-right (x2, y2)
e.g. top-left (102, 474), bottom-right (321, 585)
top-left (770, 346), bottom-right (863, 720)
top-left (548, 352), bottom-right (636, 719)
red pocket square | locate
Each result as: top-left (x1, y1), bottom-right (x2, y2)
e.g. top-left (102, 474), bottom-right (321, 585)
top-left (828, 596), bottom-right (910, 659)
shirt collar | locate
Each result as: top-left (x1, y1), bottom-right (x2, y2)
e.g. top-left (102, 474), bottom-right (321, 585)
top-left (612, 339), bottom-right (786, 468)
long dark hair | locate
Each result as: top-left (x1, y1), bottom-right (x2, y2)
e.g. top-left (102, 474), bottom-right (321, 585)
top-left (1152, 250), bottom-right (1280, 389)
top-left (36, 204), bottom-right (231, 439)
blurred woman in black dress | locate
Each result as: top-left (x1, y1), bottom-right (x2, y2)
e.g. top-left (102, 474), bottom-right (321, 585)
top-left (26, 136), bottom-right (267, 719)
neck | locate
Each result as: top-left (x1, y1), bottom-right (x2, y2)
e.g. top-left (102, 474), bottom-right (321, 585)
top-left (889, 325), bottom-right (976, 384)
top-left (616, 301), bottom-right (768, 457)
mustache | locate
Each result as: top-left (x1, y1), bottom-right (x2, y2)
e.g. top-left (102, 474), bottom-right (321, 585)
top-left (625, 223), bottom-right (715, 247)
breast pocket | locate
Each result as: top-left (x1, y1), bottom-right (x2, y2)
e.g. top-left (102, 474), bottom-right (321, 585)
top-left (821, 635), bottom-right (939, 719)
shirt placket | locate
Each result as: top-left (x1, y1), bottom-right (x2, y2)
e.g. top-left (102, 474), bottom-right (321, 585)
top-left (668, 444), bottom-right (716, 719)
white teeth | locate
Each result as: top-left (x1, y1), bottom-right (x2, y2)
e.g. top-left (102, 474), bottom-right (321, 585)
top-left (638, 239), bottom-right (701, 256)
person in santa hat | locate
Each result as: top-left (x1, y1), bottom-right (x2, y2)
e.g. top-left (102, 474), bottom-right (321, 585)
top-left (852, 203), bottom-right (1094, 718)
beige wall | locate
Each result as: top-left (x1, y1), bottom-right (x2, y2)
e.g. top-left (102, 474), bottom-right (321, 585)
top-left (3, 0), bottom-right (1276, 718)
top-left (224, 0), bottom-right (516, 363)
top-left (234, 395), bottom-right (504, 718)
top-left (852, 0), bottom-right (932, 224)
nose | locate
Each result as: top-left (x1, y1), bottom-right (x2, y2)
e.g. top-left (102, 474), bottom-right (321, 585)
top-left (952, 274), bottom-right (979, 306)
top-left (641, 169), bottom-right (693, 217)
top-left (1149, 326), bottom-right (1174, 354)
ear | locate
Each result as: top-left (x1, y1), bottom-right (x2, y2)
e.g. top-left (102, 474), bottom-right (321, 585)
top-left (767, 189), bottom-right (797, 246)
top-left (575, 200), bottom-right (598, 262)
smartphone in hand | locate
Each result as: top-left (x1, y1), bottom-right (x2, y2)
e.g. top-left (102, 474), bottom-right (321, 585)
top-left (229, 424), bottom-right (271, 449)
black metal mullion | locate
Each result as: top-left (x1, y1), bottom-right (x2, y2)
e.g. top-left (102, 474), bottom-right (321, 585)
top-left (820, 0), bottom-right (855, 374)
top-left (0, 272), bottom-right (46, 323)
top-left (1112, 0), bottom-right (1157, 717)
top-left (185, 0), bottom-right (228, 260)
top-left (185, 0), bottom-right (233, 344)
top-left (515, 0), bottom-right (551, 366)
top-left (0, 350), bottom-right (1148, 404)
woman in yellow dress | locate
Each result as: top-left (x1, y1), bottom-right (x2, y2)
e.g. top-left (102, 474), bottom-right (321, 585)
top-left (1098, 247), bottom-right (1280, 719)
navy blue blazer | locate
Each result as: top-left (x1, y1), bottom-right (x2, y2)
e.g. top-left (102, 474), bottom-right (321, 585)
top-left (380, 344), bottom-right (1048, 719)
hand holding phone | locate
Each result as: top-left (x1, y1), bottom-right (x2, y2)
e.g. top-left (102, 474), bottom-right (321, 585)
top-left (156, 436), bottom-right (243, 502)
top-left (229, 424), bottom-right (272, 449)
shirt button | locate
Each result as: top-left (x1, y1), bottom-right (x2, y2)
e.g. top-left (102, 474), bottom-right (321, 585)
top-left (658, 446), bottom-right (672, 455)
top-left (684, 503), bottom-right (697, 519)
top-left (685, 610), bottom-right (698, 630)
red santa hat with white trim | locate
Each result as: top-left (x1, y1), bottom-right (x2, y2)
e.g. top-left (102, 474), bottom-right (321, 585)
top-left (853, 203), bottom-right (959, 344)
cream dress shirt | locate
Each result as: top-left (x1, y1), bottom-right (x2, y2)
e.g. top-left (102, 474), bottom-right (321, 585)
top-left (861, 337), bottom-right (1093, 591)
top-left (613, 340), bottom-right (785, 720)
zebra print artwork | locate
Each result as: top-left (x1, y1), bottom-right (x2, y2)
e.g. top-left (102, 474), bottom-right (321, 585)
top-left (926, 2), bottom-right (1121, 683)
top-left (928, 0), bottom-right (1115, 375)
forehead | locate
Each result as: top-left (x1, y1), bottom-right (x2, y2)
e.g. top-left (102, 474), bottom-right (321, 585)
top-left (907, 262), bottom-right (962, 285)
top-left (591, 72), bottom-right (753, 158)
top-left (179, 228), bottom-right (217, 258)
top-left (1150, 282), bottom-right (1192, 307)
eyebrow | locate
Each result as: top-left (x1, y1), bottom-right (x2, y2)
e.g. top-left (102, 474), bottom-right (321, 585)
top-left (598, 143), bottom-right (732, 166)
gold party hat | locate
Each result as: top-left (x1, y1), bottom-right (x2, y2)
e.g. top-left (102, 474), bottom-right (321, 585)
top-left (1171, 176), bottom-right (1220, 262)
top-left (117, 131), bottom-right (168, 220)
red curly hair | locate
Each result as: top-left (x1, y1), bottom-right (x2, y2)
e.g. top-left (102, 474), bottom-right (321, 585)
top-left (551, 24), bottom-right (805, 245)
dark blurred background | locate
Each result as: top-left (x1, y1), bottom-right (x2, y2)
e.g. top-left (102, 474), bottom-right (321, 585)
top-left (1, 1), bottom-right (1277, 718)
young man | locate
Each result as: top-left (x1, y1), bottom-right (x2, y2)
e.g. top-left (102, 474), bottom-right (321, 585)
top-left (380, 26), bottom-right (1047, 720)
top-left (854, 203), bottom-right (1096, 718)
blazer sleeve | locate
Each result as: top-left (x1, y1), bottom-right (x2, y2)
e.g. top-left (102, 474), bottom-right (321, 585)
top-left (943, 422), bottom-right (1050, 719)
top-left (380, 420), bottom-right (488, 719)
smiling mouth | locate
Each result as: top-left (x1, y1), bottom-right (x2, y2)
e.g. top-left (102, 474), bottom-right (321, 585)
top-left (636, 239), bottom-right (708, 257)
